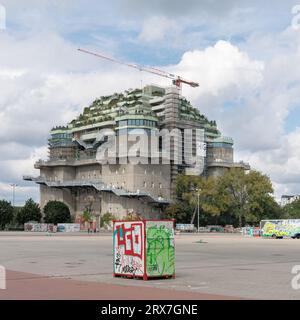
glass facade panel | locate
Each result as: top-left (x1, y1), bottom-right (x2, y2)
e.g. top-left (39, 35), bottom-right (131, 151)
top-left (119, 120), bottom-right (127, 127)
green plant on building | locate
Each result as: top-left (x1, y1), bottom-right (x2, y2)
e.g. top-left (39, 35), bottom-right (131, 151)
top-left (100, 212), bottom-right (116, 229)
top-left (81, 201), bottom-right (94, 227)
top-left (121, 212), bottom-right (142, 221)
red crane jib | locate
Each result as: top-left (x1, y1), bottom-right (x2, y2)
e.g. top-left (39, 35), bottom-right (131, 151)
top-left (78, 48), bottom-right (199, 89)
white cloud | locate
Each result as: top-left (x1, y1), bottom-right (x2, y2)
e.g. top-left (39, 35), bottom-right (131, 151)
top-left (2, 10), bottom-right (300, 204)
top-left (0, 181), bottom-right (40, 206)
top-left (163, 34), bottom-right (300, 198)
top-left (172, 40), bottom-right (264, 97)
top-left (0, 31), bottom-right (162, 205)
top-left (237, 127), bottom-right (300, 184)
top-left (0, 145), bottom-right (48, 205)
top-left (139, 16), bottom-right (182, 43)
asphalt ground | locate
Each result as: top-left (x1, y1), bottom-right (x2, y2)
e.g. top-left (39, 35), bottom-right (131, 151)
top-left (0, 232), bottom-right (300, 299)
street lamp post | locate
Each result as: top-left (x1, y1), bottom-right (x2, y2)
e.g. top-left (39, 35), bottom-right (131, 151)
top-left (196, 188), bottom-right (201, 232)
top-left (198, 190), bottom-right (200, 232)
top-left (10, 183), bottom-right (18, 208)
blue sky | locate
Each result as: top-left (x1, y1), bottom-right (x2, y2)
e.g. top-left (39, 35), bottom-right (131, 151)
top-left (1, 0), bottom-right (300, 204)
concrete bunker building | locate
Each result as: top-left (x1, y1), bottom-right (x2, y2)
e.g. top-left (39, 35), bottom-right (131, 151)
top-left (24, 85), bottom-right (249, 226)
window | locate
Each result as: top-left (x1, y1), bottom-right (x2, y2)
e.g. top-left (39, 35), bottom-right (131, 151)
top-left (119, 120), bottom-right (127, 127)
top-left (143, 181), bottom-right (147, 188)
top-left (159, 136), bottom-right (162, 151)
top-left (118, 129), bottom-right (127, 136)
top-left (152, 182), bottom-right (154, 188)
top-left (159, 183), bottom-right (162, 189)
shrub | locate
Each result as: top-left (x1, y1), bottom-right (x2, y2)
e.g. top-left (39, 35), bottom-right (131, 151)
top-left (44, 201), bottom-right (71, 225)
top-left (100, 212), bottom-right (116, 229)
top-left (0, 200), bottom-right (14, 230)
top-left (16, 198), bottom-right (42, 225)
top-left (121, 212), bottom-right (142, 221)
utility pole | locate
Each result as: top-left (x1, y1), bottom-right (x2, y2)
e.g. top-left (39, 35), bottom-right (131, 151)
top-left (10, 183), bottom-right (18, 208)
top-left (196, 188), bottom-right (200, 232)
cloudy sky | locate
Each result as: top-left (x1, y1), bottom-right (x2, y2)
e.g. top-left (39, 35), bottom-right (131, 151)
top-left (1, 0), bottom-right (300, 205)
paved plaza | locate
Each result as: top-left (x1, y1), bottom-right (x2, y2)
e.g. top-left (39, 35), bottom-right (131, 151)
top-left (0, 232), bottom-right (300, 299)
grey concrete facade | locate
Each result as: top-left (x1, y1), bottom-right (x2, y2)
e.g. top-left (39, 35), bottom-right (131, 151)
top-left (24, 84), bottom-right (249, 223)
top-left (37, 162), bottom-right (170, 220)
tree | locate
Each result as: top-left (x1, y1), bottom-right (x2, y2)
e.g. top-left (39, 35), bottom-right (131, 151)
top-left (283, 199), bottom-right (300, 219)
top-left (168, 169), bottom-right (277, 227)
top-left (252, 194), bottom-right (283, 222)
top-left (183, 176), bottom-right (229, 217)
top-left (175, 174), bottom-right (194, 200)
top-left (170, 175), bottom-right (229, 225)
top-left (164, 202), bottom-right (193, 223)
top-left (100, 212), bottom-right (116, 228)
top-left (0, 200), bottom-right (14, 230)
top-left (44, 201), bottom-right (71, 224)
top-left (81, 201), bottom-right (93, 230)
top-left (16, 198), bottom-right (42, 225)
top-left (81, 209), bottom-right (92, 224)
top-left (219, 168), bottom-right (274, 226)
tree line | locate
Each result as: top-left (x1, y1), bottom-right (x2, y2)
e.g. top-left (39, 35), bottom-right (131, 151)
top-left (0, 199), bottom-right (71, 230)
top-left (1, 169), bottom-right (300, 229)
top-left (164, 168), bottom-right (298, 227)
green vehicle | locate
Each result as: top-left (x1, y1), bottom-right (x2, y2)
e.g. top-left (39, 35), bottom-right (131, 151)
top-left (260, 219), bottom-right (300, 239)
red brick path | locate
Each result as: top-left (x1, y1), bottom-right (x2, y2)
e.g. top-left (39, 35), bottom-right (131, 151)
top-left (0, 270), bottom-right (240, 300)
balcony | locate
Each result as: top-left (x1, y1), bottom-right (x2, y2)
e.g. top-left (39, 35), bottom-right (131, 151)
top-left (34, 157), bottom-right (98, 169)
top-left (22, 176), bottom-right (171, 204)
top-left (207, 159), bottom-right (250, 170)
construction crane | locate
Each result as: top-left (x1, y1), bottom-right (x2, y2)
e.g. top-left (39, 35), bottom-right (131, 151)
top-left (78, 48), bottom-right (199, 89)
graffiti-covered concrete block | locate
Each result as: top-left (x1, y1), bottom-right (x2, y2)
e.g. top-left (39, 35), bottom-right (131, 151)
top-left (113, 220), bottom-right (175, 280)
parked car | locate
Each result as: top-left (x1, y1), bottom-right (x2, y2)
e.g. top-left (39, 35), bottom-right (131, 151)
top-left (208, 225), bottom-right (224, 233)
top-left (291, 233), bottom-right (300, 239)
top-left (261, 219), bottom-right (300, 239)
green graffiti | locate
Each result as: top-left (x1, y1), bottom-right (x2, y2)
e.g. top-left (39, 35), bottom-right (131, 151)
top-left (263, 221), bottom-right (300, 237)
top-left (146, 225), bottom-right (175, 276)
